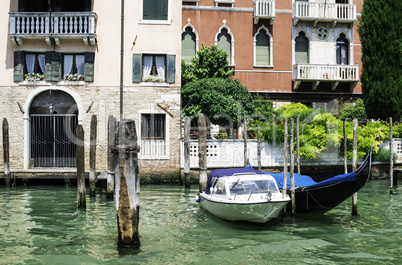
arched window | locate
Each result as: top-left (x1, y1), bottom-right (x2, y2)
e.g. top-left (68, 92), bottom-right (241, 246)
top-left (182, 27), bottom-right (196, 63)
top-left (255, 28), bottom-right (271, 66)
top-left (217, 28), bottom-right (232, 64)
top-left (295, 32), bottom-right (309, 64)
top-left (336, 34), bottom-right (349, 65)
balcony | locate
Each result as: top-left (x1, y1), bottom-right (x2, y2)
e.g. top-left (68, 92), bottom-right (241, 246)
top-left (293, 64), bottom-right (359, 90)
top-left (9, 12), bottom-right (97, 46)
top-left (254, 0), bottom-right (275, 24)
top-left (293, 2), bottom-right (356, 27)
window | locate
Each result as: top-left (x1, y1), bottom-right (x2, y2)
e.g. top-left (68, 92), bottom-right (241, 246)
top-left (63, 54), bottom-right (85, 80)
top-left (255, 27), bottom-right (272, 67)
top-left (141, 114), bottom-right (165, 140)
top-left (141, 114), bottom-right (166, 156)
top-left (217, 28), bottom-right (232, 64)
top-left (132, 54), bottom-right (176, 83)
top-left (336, 34), bottom-right (349, 65)
top-left (182, 27), bottom-right (196, 63)
top-left (215, 0), bottom-right (235, 7)
top-left (18, 0), bottom-right (91, 12)
top-left (143, 0), bottom-right (168, 21)
top-left (13, 51), bottom-right (95, 82)
top-left (295, 32), bottom-right (309, 64)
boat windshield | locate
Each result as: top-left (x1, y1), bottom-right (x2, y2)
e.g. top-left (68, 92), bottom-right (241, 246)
top-left (228, 179), bottom-right (278, 196)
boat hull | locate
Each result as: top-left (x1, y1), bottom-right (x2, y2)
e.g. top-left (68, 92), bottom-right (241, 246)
top-left (199, 194), bottom-right (289, 223)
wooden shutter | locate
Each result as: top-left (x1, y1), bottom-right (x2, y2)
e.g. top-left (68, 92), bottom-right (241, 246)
top-left (182, 28), bottom-right (196, 62)
top-left (14, 51), bottom-right (25, 82)
top-left (132, 54), bottom-right (142, 83)
top-left (166, 55), bottom-right (175, 84)
top-left (45, 51), bottom-right (61, 81)
top-left (295, 33), bottom-right (309, 64)
top-left (256, 31), bottom-right (270, 66)
top-left (218, 29), bottom-right (231, 63)
top-left (84, 52), bottom-right (95, 82)
top-left (143, 0), bottom-right (168, 20)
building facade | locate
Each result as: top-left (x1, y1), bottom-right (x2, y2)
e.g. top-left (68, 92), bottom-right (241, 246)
top-left (182, 0), bottom-right (363, 110)
top-left (1, 0), bottom-right (182, 177)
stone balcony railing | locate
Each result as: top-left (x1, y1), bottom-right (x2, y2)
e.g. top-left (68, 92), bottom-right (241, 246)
top-left (254, 0), bottom-right (275, 24)
top-left (293, 2), bottom-right (356, 26)
top-left (292, 64), bottom-right (359, 90)
top-left (9, 12), bottom-right (97, 46)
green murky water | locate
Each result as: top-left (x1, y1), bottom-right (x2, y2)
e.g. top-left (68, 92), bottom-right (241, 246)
top-left (0, 180), bottom-right (401, 264)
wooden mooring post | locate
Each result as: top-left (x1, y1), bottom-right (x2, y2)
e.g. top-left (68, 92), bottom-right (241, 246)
top-left (352, 119), bottom-right (358, 216)
top-left (282, 118), bottom-right (288, 207)
top-left (89, 115), bottom-right (97, 197)
top-left (257, 124), bottom-right (261, 170)
top-left (107, 115), bottom-right (116, 199)
top-left (389, 117), bottom-right (394, 194)
top-left (290, 119), bottom-right (296, 216)
top-left (2, 118), bottom-right (11, 187)
top-left (296, 115), bottom-right (300, 174)
top-left (343, 119), bottom-right (348, 174)
top-left (76, 124), bottom-right (86, 208)
top-left (114, 119), bottom-right (140, 248)
top-left (184, 117), bottom-right (191, 188)
top-left (198, 113), bottom-right (208, 192)
top-left (244, 114), bottom-right (248, 167)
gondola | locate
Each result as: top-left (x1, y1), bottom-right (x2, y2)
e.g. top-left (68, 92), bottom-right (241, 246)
top-left (265, 146), bottom-right (373, 213)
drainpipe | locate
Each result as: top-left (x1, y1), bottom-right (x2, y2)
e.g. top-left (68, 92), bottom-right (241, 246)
top-left (120, 0), bottom-right (124, 121)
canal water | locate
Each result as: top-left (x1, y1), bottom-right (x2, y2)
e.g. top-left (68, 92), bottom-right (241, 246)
top-left (0, 179), bottom-right (401, 264)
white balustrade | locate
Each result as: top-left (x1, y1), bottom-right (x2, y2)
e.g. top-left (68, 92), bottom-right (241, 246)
top-left (254, 0), bottom-right (275, 18)
top-left (293, 2), bottom-right (356, 22)
top-left (293, 64), bottom-right (359, 81)
top-left (141, 140), bottom-right (166, 156)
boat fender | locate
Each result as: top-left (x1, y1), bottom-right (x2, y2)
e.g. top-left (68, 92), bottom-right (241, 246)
top-left (195, 194), bottom-right (200, 203)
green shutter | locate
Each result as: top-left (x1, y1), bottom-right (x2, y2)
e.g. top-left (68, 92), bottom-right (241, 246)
top-left (132, 54), bottom-right (142, 83)
top-left (218, 29), bottom-right (231, 64)
top-left (295, 33), bottom-right (309, 64)
top-left (45, 51), bottom-right (61, 81)
top-left (166, 54), bottom-right (175, 84)
top-left (256, 31), bottom-right (270, 66)
top-left (84, 52), bottom-right (95, 82)
top-left (182, 28), bottom-right (196, 62)
top-left (14, 51), bottom-right (25, 82)
top-left (143, 0), bottom-right (168, 20)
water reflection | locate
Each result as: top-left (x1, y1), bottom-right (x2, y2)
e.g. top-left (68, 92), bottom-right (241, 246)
top-left (0, 180), bottom-right (400, 264)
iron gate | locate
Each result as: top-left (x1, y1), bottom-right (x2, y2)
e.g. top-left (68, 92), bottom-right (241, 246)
top-left (30, 114), bottom-right (78, 168)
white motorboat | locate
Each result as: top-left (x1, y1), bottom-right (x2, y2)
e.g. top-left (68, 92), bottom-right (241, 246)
top-left (197, 168), bottom-right (290, 223)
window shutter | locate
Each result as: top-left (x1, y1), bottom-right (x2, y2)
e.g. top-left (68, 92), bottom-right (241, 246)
top-left (143, 0), bottom-right (168, 20)
top-left (45, 51), bottom-right (61, 81)
top-left (218, 29), bottom-right (231, 64)
top-left (256, 31), bottom-right (270, 66)
top-left (166, 54), bottom-right (175, 84)
top-left (84, 52), bottom-right (95, 82)
top-left (295, 33), bottom-right (309, 64)
top-left (133, 54), bottom-right (142, 83)
top-left (182, 28), bottom-right (196, 62)
top-left (13, 51), bottom-right (25, 82)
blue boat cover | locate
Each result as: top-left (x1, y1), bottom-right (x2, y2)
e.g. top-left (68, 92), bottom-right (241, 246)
top-left (206, 166), bottom-right (357, 191)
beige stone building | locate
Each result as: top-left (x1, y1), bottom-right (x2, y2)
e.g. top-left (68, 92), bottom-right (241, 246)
top-left (1, 0), bottom-right (182, 179)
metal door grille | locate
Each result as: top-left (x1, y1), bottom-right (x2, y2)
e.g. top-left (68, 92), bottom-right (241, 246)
top-left (30, 114), bottom-right (77, 168)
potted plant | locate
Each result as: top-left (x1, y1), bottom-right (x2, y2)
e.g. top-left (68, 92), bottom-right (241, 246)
top-left (64, 73), bottom-right (84, 81)
top-left (24, 73), bottom-right (45, 82)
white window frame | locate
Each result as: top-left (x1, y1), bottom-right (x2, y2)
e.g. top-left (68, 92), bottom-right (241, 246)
top-left (139, 0), bottom-right (171, 25)
top-left (215, 23), bottom-right (235, 66)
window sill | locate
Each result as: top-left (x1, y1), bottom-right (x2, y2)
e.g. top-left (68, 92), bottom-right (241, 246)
top-left (58, 80), bottom-right (87, 85)
top-left (139, 82), bottom-right (170, 87)
top-left (253, 65), bottom-right (274, 68)
top-left (138, 19), bottom-right (171, 25)
top-left (19, 81), bottom-right (50, 86)
top-left (139, 155), bottom-right (170, 160)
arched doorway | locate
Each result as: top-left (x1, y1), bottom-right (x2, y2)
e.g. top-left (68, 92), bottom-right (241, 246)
top-left (29, 90), bottom-right (78, 168)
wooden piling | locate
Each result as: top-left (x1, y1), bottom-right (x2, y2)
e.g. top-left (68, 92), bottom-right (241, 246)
top-left (115, 119), bottom-right (140, 248)
top-left (282, 118), bottom-right (288, 202)
top-left (107, 115), bottom-right (116, 199)
top-left (257, 124), bottom-right (261, 170)
top-left (352, 119), bottom-right (358, 216)
top-left (296, 115), bottom-right (300, 174)
top-left (184, 117), bottom-right (191, 188)
top-left (343, 119), bottom-right (348, 174)
top-left (244, 114), bottom-right (248, 167)
top-left (76, 124), bottom-right (86, 208)
top-left (290, 119), bottom-right (295, 216)
top-left (2, 118), bottom-right (10, 187)
top-left (389, 117), bottom-right (393, 194)
top-left (198, 113), bottom-right (208, 192)
top-left (89, 115), bottom-right (97, 197)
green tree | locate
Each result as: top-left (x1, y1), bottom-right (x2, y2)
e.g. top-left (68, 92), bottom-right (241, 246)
top-left (338, 98), bottom-right (367, 121)
top-left (359, 0), bottom-right (402, 120)
top-left (181, 78), bottom-right (255, 128)
top-left (181, 44), bottom-right (234, 87)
